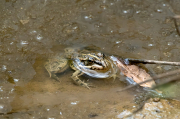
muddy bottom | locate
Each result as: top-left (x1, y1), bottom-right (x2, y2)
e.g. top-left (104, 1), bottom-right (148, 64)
top-left (1, 58), bottom-right (136, 119)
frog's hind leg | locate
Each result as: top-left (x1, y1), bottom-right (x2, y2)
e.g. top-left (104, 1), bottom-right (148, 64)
top-left (71, 70), bottom-right (90, 89)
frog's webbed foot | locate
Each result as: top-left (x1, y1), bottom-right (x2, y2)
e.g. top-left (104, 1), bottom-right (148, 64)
top-left (79, 80), bottom-right (91, 89)
top-left (81, 80), bottom-right (96, 89)
top-left (71, 70), bottom-right (93, 89)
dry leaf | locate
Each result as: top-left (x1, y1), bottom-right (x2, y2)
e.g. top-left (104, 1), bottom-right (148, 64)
top-left (114, 57), bottom-right (156, 88)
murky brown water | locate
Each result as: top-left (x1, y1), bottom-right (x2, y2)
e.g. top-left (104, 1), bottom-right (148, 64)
top-left (1, 0), bottom-right (180, 118)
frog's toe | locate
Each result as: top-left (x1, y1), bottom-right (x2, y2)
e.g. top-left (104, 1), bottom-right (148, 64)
top-left (88, 84), bottom-right (96, 88)
top-left (85, 83), bottom-right (96, 89)
top-left (80, 80), bottom-right (96, 89)
top-left (79, 81), bottom-right (91, 89)
top-left (85, 85), bottom-right (90, 90)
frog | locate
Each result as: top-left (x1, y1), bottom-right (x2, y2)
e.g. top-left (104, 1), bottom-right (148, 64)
top-left (44, 55), bottom-right (69, 80)
top-left (44, 47), bottom-right (118, 89)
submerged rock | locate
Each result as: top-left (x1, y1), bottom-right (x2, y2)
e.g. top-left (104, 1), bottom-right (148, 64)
top-left (117, 99), bottom-right (180, 119)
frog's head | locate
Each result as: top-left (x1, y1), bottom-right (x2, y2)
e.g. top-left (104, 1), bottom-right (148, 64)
top-left (64, 47), bottom-right (79, 59)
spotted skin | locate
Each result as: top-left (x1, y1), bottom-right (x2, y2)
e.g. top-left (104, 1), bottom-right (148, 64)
top-left (45, 48), bottom-right (117, 89)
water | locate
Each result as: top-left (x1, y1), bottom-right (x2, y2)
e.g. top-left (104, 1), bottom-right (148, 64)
top-left (1, 0), bottom-right (180, 118)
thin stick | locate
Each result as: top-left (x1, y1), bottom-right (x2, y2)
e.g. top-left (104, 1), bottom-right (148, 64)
top-left (152, 75), bottom-right (180, 89)
top-left (127, 58), bottom-right (180, 66)
top-left (173, 15), bottom-right (180, 36)
top-left (117, 69), bottom-right (180, 92)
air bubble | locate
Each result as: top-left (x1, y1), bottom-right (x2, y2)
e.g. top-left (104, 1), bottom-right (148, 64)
top-left (116, 41), bottom-right (122, 44)
top-left (148, 44), bottom-right (154, 46)
top-left (11, 88), bottom-right (14, 92)
top-left (0, 105), bottom-right (4, 109)
top-left (136, 11), bottom-right (140, 14)
top-left (71, 101), bottom-right (79, 105)
top-left (110, 3), bottom-right (114, 5)
top-left (167, 42), bottom-right (173, 46)
top-left (156, 9), bottom-right (163, 13)
top-left (73, 26), bottom-right (78, 30)
top-left (123, 10), bottom-right (128, 13)
top-left (36, 34), bottom-right (43, 40)
top-left (1, 65), bottom-right (7, 72)
top-left (84, 16), bottom-right (89, 19)
top-left (84, 15), bottom-right (93, 20)
top-left (21, 41), bottom-right (28, 45)
top-left (30, 30), bottom-right (37, 35)
top-left (14, 79), bottom-right (19, 82)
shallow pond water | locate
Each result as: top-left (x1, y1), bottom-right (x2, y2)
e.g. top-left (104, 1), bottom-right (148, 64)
top-left (1, 0), bottom-right (180, 118)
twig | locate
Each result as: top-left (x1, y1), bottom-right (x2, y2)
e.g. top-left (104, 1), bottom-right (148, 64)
top-left (152, 75), bottom-right (180, 89)
top-left (127, 58), bottom-right (180, 66)
top-left (117, 69), bottom-right (180, 92)
top-left (172, 15), bottom-right (180, 36)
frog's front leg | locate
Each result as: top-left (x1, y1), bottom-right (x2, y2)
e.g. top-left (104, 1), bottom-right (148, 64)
top-left (71, 70), bottom-right (91, 89)
top-left (44, 67), bottom-right (59, 81)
